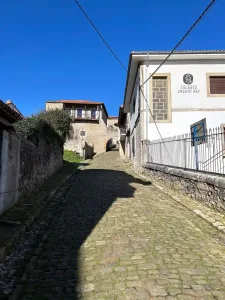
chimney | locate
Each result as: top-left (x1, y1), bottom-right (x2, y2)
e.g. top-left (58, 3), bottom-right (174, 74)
top-left (6, 100), bottom-right (12, 104)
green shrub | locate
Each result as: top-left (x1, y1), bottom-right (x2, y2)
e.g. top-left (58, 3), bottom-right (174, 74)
top-left (14, 109), bottom-right (71, 146)
top-left (63, 150), bottom-right (82, 163)
top-left (37, 109), bottom-right (71, 142)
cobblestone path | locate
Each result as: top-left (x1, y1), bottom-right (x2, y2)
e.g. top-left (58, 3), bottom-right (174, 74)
top-left (7, 152), bottom-right (225, 299)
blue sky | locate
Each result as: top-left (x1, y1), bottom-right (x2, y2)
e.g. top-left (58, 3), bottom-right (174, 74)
top-left (0, 0), bottom-right (224, 117)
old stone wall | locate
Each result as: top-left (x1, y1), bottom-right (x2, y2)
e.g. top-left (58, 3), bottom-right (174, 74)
top-left (0, 130), bottom-right (63, 215)
top-left (84, 142), bottom-right (94, 159)
top-left (46, 102), bottom-right (64, 111)
top-left (107, 118), bottom-right (117, 127)
top-left (19, 138), bottom-right (63, 199)
top-left (143, 163), bottom-right (225, 212)
top-left (0, 130), bottom-right (20, 215)
top-left (65, 118), bottom-right (119, 156)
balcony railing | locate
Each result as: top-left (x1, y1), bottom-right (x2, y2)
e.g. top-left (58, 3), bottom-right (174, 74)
top-left (66, 110), bottom-right (99, 121)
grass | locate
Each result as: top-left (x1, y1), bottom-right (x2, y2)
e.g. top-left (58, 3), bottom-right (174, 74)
top-left (63, 150), bottom-right (83, 163)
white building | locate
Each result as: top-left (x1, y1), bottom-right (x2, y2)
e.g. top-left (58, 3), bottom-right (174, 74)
top-left (121, 50), bottom-right (225, 168)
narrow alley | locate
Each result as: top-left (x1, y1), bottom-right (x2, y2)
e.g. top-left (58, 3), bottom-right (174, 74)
top-left (2, 152), bottom-right (225, 300)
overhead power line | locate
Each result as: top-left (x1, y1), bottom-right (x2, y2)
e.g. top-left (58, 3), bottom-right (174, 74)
top-left (73, 0), bottom-right (128, 73)
top-left (140, 0), bottom-right (217, 87)
top-left (139, 87), bottom-right (174, 165)
top-left (73, 0), bottom-right (217, 165)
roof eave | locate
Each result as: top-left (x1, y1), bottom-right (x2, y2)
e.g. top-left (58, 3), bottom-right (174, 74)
top-left (123, 51), bottom-right (225, 112)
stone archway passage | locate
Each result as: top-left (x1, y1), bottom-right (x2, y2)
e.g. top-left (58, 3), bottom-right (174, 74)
top-left (106, 138), bottom-right (119, 152)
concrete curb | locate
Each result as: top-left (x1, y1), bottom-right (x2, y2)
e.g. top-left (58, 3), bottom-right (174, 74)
top-left (122, 158), bottom-right (225, 236)
top-left (0, 162), bottom-right (87, 262)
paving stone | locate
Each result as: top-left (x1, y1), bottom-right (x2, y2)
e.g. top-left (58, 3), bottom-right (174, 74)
top-left (2, 152), bottom-right (225, 299)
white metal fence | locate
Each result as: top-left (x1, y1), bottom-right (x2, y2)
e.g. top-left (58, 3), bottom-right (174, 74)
top-left (148, 127), bottom-right (225, 174)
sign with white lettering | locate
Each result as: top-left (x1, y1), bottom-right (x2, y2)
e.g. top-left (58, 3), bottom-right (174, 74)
top-left (178, 74), bottom-right (200, 94)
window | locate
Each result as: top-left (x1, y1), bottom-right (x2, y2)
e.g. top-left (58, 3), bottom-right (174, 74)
top-left (80, 130), bottom-right (85, 136)
top-left (150, 74), bottom-right (171, 123)
top-left (91, 109), bottom-right (96, 119)
top-left (207, 73), bottom-right (225, 97)
top-left (67, 109), bottom-right (75, 118)
top-left (190, 118), bottom-right (207, 147)
top-left (77, 108), bottom-right (82, 118)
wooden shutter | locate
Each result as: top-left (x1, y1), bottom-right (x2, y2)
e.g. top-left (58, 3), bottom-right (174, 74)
top-left (210, 76), bottom-right (225, 94)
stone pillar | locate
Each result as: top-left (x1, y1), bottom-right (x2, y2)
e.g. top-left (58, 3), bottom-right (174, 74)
top-left (142, 139), bottom-right (149, 165)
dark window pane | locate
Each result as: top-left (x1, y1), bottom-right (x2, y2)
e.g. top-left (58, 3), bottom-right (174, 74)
top-left (77, 109), bottom-right (82, 118)
top-left (91, 109), bottom-right (96, 119)
top-left (210, 76), bottom-right (225, 94)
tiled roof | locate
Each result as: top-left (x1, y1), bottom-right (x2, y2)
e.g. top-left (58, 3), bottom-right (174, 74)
top-left (46, 100), bottom-right (109, 117)
top-left (131, 50), bottom-right (225, 54)
top-left (47, 100), bottom-right (103, 105)
top-left (0, 100), bottom-right (23, 123)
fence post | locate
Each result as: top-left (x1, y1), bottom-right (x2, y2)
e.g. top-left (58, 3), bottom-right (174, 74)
top-left (194, 126), bottom-right (199, 170)
top-left (183, 138), bottom-right (187, 168)
top-left (160, 142), bottom-right (162, 164)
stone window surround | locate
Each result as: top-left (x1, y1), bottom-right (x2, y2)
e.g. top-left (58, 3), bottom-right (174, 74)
top-left (206, 73), bottom-right (225, 97)
top-left (149, 73), bottom-right (172, 123)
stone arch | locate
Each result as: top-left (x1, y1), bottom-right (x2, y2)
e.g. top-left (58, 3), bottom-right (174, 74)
top-left (106, 138), bottom-right (119, 152)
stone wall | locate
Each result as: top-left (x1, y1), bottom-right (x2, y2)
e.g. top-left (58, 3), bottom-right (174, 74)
top-left (65, 118), bottom-right (119, 156)
top-left (84, 142), bottom-right (94, 159)
top-left (19, 138), bottom-right (63, 199)
top-left (0, 130), bottom-right (20, 215)
top-left (143, 163), bottom-right (225, 212)
top-left (107, 118), bottom-right (117, 127)
top-left (0, 130), bottom-right (63, 215)
top-left (46, 102), bottom-right (64, 111)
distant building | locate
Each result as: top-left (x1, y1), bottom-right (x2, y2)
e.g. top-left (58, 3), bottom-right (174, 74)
top-left (0, 100), bottom-right (23, 130)
top-left (46, 100), bottom-right (119, 157)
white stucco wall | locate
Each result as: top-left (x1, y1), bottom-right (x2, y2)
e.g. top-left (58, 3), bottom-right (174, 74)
top-left (142, 60), bottom-right (225, 140)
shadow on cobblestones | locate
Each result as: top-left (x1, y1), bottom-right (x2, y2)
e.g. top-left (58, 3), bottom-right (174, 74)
top-left (10, 165), bottom-right (151, 299)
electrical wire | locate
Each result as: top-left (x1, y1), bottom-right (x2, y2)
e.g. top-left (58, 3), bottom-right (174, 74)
top-left (73, 0), bottom-right (217, 165)
top-left (140, 0), bottom-right (217, 87)
top-left (73, 0), bottom-right (129, 73)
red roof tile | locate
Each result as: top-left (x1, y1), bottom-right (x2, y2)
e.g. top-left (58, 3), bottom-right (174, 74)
top-left (47, 100), bottom-right (103, 105)
top-left (46, 100), bottom-right (109, 117)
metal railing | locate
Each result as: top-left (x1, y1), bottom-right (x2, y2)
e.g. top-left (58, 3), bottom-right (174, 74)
top-left (147, 127), bottom-right (225, 174)
top-left (67, 110), bottom-right (99, 120)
